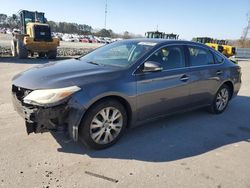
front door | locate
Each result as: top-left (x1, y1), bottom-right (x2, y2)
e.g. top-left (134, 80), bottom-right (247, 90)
top-left (136, 45), bottom-right (190, 121)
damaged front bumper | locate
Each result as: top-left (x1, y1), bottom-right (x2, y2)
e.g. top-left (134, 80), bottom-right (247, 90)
top-left (11, 85), bottom-right (85, 141)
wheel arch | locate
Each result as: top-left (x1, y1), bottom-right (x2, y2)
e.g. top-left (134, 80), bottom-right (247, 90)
top-left (221, 80), bottom-right (234, 100)
top-left (81, 95), bottom-right (133, 128)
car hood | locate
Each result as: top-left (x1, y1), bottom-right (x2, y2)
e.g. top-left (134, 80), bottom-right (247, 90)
top-left (12, 59), bottom-right (122, 90)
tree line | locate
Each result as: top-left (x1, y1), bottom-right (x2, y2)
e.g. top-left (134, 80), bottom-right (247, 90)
top-left (0, 13), bottom-right (20, 28)
top-left (0, 13), bottom-right (142, 38)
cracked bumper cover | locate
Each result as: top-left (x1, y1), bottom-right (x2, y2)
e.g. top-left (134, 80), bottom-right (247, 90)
top-left (12, 92), bottom-right (86, 141)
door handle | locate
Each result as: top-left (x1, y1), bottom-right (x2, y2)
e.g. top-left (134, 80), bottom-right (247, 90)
top-left (180, 75), bottom-right (189, 82)
top-left (216, 70), bottom-right (223, 75)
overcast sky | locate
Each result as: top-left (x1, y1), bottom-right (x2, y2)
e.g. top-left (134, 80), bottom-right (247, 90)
top-left (0, 0), bottom-right (249, 39)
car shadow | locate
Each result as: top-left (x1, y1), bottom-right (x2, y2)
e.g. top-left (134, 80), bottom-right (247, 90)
top-left (51, 95), bottom-right (250, 162)
top-left (0, 56), bottom-right (73, 64)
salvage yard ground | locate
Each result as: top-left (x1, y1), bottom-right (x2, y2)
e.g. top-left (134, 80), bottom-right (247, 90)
top-left (0, 57), bottom-right (250, 188)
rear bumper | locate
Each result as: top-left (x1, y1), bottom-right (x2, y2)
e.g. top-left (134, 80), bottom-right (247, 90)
top-left (11, 86), bottom-right (86, 141)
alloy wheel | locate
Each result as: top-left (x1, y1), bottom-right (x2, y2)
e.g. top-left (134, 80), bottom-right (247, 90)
top-left (90, 107), bottom-right (123, 144)
top-left (216, 88), bottom-right (229, 111)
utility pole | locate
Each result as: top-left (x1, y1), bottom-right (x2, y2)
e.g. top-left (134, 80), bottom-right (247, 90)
top-left (104, 0), bottom-right (108, 29)
top-left (241, 11), bottom-right (250, 43)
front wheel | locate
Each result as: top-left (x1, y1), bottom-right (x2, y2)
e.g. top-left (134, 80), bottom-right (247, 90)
top-left (209, 84), bottom-right (230, 114)
top-left (79, 99), bottom-right (127, 150)
top-left (16, 40), bottom-right (28, 59)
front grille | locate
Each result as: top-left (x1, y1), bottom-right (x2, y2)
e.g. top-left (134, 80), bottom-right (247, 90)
top-left (12, 85), bottom-right (32, 102)
top-left (34, 25), bottom-right (52, 42)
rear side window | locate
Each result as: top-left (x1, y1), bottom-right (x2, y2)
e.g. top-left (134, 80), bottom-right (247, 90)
top-left (214, 53), bottom-right (224, 64)
top-left (188, 46), bottom-right (214, 66)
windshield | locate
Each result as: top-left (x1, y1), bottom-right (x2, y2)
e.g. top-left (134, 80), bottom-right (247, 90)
top-left (23, 11), bottom-right (45, 25)
top-left (80, 40), bottom-right (157, 67)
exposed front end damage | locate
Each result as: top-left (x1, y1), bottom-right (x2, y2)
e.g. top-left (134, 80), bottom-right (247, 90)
top-left (11, 85), bottom-right (85, 141)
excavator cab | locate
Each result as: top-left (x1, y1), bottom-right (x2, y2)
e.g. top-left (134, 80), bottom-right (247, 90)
top-left (145, 31), bottom-right (179, 40)
top-left (145, 31), bottom-right (164, 39)
top-left (196, 37), bottom-right (213, 44)
top-left (163, 33), bottom-right (179, 40)
top-left (19, 10), bottom-right (46, 33)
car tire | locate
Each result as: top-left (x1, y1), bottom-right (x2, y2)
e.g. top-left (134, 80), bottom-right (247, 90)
top-left (209, 84), bottom-right (230, 114)
top-left (79, 99), bottom-right (127, 150)
top-left (16, 40), bottom-right (28, 59)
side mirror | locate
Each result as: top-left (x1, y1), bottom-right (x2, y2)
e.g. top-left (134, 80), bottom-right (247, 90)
top-left (143, 61), bottom-right (163, 72)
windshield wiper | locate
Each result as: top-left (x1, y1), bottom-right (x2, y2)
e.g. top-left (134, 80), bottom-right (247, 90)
top-left (86, 61), bottom-right (100, 66)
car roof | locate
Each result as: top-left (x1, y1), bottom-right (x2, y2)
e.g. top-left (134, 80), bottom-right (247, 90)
top-left (125, 38), bottom-right (207, 48)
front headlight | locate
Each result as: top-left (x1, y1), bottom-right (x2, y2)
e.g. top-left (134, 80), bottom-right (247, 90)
top-left (23, 86), bottom-right (81, 106)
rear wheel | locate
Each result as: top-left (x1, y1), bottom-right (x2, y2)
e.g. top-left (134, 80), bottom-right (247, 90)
top-left (16, 40), bottom-right (28, 59)
top-left (46, 49), bottom-right (57, 59)
top-left (209, 84), bottom-right (230, 114)
top-left (79, 99), bottom-right (127, 150)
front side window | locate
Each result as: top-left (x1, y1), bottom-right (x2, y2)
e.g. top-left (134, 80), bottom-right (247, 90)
top-left (188, 46), bottom-right (214, 66)
top-left (80, 41), bottom-right (156, 68)
top-left (147, 46), bottom-right (185, 70)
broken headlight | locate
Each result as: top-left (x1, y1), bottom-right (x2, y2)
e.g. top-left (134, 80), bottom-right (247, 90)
top-left (23, 86), bottom-right (81, 106)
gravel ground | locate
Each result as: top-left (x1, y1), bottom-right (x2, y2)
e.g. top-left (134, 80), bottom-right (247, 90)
top-left (0, 58), bottom-right (250, 188)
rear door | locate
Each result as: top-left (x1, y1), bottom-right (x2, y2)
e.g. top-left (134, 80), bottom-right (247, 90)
top-left (185, 45), bottom-right (224, 106)
top-left (135, 45), bottom-right (191, 121)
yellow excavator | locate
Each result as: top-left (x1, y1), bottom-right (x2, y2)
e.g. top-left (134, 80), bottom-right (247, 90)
top-left (216, 40), bottom-right (236, 57)
top-left (194, 37), bottom-right (224, 53)
top-left (194, 37), bottom-right (236, 57)
top-left (11, 10), bottom-right (59, 59)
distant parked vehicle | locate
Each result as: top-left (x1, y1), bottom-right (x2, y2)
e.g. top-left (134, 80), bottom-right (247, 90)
top-left (12, 29), bottom-right (21, 36)
top-left (0, 29), bottom-right (6, 34)
top-left (62, 36), bottom-right (78, 42)
top-left (90, 38), bottom-right (98, 43)
top-left (80, 37), bottom-right (90, 43)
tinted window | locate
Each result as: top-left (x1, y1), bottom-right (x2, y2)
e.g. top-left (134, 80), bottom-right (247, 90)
top-left (188, 46), bottom-right (214, 66)
top-left (214, 53), bottom-right (224, 64)
top-left (147, 46), bottom-right (185, 70)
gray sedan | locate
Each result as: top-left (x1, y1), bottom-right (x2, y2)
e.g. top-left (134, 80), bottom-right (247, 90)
top-left (11, 39), bottom-right (241, 149)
